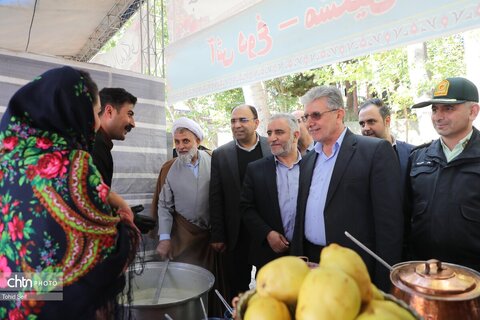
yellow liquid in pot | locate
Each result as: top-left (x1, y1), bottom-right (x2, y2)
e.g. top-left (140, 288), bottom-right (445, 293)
top-left (132, 287), bottom-right (193, 305)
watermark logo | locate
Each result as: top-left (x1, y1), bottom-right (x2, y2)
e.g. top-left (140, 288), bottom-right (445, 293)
top-left (0, 272), bottom-right (63, 301)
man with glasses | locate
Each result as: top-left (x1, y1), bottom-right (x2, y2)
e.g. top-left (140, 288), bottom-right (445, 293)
top-left (358, 98), bottom-right (414, 180)
top-left (406, 77), bottom-right (480, 273)
top-left (291, 86), bottom-right (403, 291)
top-left (210, 104), bottom-right (271, 300)
top-left (292, 110), bottom-right (314, 155)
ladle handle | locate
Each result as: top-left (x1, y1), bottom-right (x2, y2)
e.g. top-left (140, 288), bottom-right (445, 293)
top-left (344, 231), bottom-right (393, 271)
top-left (200, 297), bottom-right (208, 320)
top-left (215, 289), bottom-right (233, 315)
top-left (153, 259), bottom-right (170, 304)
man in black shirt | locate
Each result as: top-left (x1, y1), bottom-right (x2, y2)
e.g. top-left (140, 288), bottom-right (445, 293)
top-left (92, 88), bottom-right (154, 233)
top-left (93, 88), bottom-right (136, 187)
top-left (209, 105), bottom-right (271, 300)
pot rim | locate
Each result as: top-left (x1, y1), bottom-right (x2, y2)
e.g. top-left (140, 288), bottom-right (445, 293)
top-left (125, 261), bottom-right (215, 308)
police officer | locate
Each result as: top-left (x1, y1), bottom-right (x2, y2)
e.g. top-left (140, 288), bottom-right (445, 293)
top-left (407, 77), bottom-right (480, 271)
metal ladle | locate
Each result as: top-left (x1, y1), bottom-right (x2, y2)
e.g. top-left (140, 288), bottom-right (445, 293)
top-left (344, 231), bottom-right (393, 271)
top-left (215, 289), bottom-right (233, 315)
top-left (152, 259), bottom-right (170, 304)
top-left (199, 297), bottom-right (208, 320)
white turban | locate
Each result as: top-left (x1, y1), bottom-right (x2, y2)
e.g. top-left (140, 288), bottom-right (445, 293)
top-left (172, 117), bottom-right (204, 141)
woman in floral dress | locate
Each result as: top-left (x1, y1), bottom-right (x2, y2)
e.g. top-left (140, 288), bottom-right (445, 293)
top-left (0, 66), bottom-right (139, 319)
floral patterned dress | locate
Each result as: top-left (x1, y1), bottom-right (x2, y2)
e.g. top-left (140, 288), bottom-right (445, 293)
top-left (0, 67), bottom-right (135, 319)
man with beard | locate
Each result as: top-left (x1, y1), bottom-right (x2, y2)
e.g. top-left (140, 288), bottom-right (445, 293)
top-left (152, 117), bottom-right (225, 317)
top-left (92, 88), bottom-right (155, 234)
top-left (153, 117), bottom-right (212, 262)
top-left (93, 87), bottom-right (137, 187)
top-left (358, 98), bottom-right (414, 179)
top-left (210, 104), bottom-right (271, 300)
top-left (240, 113), bottom-right (301, 269)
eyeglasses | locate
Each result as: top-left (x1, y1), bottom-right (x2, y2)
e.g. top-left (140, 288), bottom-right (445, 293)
top-left (230, 117), bottom-right (256, 124)
top-left (296, 116), bottom-right (307, 124)
top-left (304, 109), bottom-right (338, 121)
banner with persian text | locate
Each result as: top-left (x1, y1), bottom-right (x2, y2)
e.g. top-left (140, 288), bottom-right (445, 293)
top-left (166, 0), bottom-right (480, 103)
top-left (167, 0), bottom-right (263, 43)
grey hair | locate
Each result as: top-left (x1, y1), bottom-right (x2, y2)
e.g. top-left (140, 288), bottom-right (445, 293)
top-left (300, 85), bottom-right (344, 110)
top-left (268, 113), bottom-right (299, 136)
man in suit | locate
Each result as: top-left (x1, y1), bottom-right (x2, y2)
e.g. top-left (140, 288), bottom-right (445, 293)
top-left (210, 104), bottom-right (272, 300)
top-left (240, 113), bottom-right (301, 269)
top-left (291, 86), bottom-right (404, 291)
top-left (358, 98), bottom-right (414, 179)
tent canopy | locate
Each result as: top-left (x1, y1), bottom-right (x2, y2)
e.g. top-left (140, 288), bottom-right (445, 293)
top-left (0, 0), bottom-right (139, 61)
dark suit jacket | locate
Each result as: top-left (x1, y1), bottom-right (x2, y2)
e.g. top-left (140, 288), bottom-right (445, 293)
top-left (396, 140), bottom-right (414, 179)
top-left (239, 155), bottom-right (288, 268)
top-left (291, 129), bottom-right (404, 291)
top-left (209, 136), bottom-right (271, 250)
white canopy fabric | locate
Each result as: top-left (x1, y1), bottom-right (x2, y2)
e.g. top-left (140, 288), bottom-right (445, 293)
top-left (0, 0), bottom-right (137, 59)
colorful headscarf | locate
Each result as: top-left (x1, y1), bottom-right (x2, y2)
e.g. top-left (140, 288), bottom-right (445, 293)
top-left (0, 67), bottom-right (132, 319)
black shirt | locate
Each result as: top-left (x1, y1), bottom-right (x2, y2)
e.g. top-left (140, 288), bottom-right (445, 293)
top-left (236, 142), bottom-right (263, 183)
top-left (92, 128), bottom-right (114, 187)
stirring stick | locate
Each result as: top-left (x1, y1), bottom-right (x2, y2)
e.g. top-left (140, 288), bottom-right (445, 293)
top-left (153, 259), bottom-right (170, 304)
top-left (199, 297), bottom-right (208, 320)
top-left (164, 314), bottom-right (174, 320)
top-left (215, 289), bottom-right (233, 315)
top-left (344, 231), bottom-right (393, 271)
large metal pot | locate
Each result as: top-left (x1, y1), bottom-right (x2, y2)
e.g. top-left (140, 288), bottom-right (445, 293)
top-left (391, 259), bottom-right (480, 319)
top-left (126, 261), bottom-right (215, 319)
top-left (142, 249), bottom-right (160, 262)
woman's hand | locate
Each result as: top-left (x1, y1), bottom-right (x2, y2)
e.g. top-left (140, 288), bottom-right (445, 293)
top-left (108, 191), bottom-right (141, 234)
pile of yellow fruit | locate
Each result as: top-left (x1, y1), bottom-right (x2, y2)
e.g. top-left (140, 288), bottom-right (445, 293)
top-left (242, 243), bottom-right (416, 320)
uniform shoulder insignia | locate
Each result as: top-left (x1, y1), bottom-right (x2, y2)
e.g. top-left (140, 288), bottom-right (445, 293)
top-left (411, 140), bottom-right (433, 151)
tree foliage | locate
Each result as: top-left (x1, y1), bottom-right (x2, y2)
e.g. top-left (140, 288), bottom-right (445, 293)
top-left (264, 73), bottom-right (316, 113)
top-left (421, 34), bottom-right (465, 93)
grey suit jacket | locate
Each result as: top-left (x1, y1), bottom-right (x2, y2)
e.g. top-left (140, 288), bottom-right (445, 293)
top-left (291, 129), bottom-right (404, 291)
top-left (209, 136), bottom-right (271, 250)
